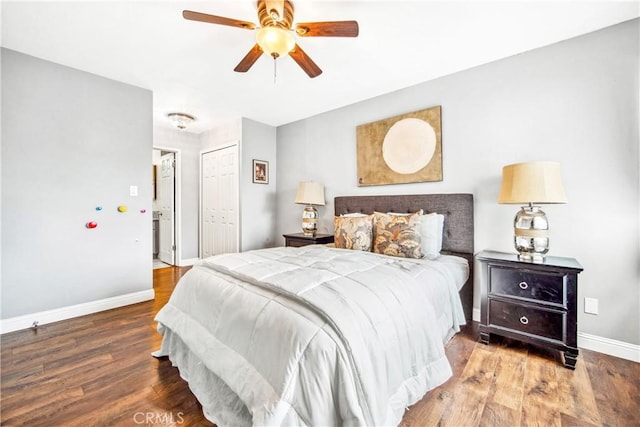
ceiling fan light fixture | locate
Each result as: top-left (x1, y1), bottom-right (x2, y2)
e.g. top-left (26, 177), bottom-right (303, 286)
top-left (167, 112), bottom-right (195, 130)
top-left (256, 26), bottom-right (295, 58)
top-left (183, 2), bottom-right (357, 77)
top-left (264, 0), bottom-right (285, 22)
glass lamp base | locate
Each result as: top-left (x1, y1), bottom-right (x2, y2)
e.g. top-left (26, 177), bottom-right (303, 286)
top-left (517, 252), bottom-right (545, 263)
top-left (301, 205), bottom-right (318, 236)
top-left (514, 205), bottom-right (549, 262)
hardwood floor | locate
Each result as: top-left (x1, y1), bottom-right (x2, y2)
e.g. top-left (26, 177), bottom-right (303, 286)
top-left (1, 266), bottom-right (638, 426)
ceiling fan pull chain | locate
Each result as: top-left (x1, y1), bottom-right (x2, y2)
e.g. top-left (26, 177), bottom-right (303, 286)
top-left (273, 58), bottom-right (277, 84)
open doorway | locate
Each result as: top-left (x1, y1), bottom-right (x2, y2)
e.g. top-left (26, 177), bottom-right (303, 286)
top-left (153, 148), bottom-right (180, 269)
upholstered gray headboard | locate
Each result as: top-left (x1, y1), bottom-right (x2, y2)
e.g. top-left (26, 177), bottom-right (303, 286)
top-left (334, 193), bottom-right (474, 321)
top-left (334, 193), bottom-right (474, 255)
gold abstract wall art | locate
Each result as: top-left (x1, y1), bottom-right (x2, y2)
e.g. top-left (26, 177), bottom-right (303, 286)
top-left (356, 105), bottom-right (442, 186)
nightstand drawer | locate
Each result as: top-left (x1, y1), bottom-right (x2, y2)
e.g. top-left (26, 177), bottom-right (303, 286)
top-left (489, 299), bottom-right (565, 342)
top-left (287, 238), bottom-right (309, 247)
top-left (489, 266), bottom-right (566, 306)
top-left (283, 233), bottom-right (334, 247)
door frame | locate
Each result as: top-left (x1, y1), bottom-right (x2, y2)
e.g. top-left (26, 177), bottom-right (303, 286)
top-left (199, 141), bottom-right (240, 258)
top-left (153, 146), bottom-right (182, 265)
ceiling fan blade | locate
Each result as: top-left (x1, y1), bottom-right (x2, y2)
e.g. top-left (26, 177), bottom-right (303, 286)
top-left (289, 44), bottom-right (322, 78)
top-left (183, 10), bottom-right (256, 30)
top-left (234, 44), bottom-right (264, 73)
top-left (295, 21), bottom-right (359, 37)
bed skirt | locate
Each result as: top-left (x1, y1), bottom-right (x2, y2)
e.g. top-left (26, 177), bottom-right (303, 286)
top-left (153, 326), bottom-right (252, 426)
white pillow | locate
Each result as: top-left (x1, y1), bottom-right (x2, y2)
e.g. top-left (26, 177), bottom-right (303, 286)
top-left (435, 213), bottom-right (444, 251)
top-left (340, 212), bottom-right (368, 217)
top-left (418, 212), bottom-right (444, 259)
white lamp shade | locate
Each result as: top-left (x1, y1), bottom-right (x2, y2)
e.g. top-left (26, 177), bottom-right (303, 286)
top-left (498, 161), bottom-right (568, 204)
top-left (294, 182), bottom-right (325, 206)
top-left (256, 27), bottom-right (295, 58)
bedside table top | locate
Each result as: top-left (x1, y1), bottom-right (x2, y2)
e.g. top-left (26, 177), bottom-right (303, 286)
top-left (476, 250), bottom-right (583, 271)
top-left (283, 233), bottom-right (334, 240)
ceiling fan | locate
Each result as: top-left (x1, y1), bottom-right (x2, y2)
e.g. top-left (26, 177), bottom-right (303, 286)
top-left (183, 0), bottom-right (359, 78)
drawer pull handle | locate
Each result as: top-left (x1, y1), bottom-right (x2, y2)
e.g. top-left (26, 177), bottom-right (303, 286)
top-left (518, 281), bottom-right (529, 290)
top-left (519, 316), bottom-right (529, 325)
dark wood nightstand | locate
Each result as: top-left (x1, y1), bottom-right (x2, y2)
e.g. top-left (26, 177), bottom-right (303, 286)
top-left (476, 250), bottom-right (583, 369)
top-left (283, 233), bottom-right (334, 248)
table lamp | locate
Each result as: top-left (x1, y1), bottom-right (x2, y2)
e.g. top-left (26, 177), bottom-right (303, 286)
top-left (498, 161), bottom-right (568, 261)
top-left (294, 182), bottom-right (325, 236)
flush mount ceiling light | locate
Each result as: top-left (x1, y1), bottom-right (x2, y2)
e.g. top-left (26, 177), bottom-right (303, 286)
top-left (167, 112), bottom-right (195, 130)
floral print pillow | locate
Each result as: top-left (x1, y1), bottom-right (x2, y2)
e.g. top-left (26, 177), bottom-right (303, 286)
top-left (373, 212), bottom-right (423, 258)
top-left (334, 215), bottom-right (374, 251)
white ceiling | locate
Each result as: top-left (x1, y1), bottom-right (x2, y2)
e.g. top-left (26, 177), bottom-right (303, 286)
top-left (2, 1), bottom-right (638, 133)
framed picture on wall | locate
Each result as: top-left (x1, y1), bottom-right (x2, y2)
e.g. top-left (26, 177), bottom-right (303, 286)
top-left (356, 105), bottom-right (442, 186)
top-left (253, 159), bottom-right (269, 184)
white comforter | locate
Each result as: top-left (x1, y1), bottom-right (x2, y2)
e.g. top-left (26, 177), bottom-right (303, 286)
top-left (154, 245), bottom-right (467, 426)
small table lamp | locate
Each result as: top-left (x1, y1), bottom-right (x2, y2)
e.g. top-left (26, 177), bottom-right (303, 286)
top-left (498, 161), bottom-right (568, 262)
top-left (294, 182), bottom-right (325, 236)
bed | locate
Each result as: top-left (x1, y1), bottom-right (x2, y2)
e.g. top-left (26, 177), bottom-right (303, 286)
top-left (154, 193), bottom-right (474, 426)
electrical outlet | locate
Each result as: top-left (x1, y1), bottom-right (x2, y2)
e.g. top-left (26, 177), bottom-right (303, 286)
top-left (130, 185), bottom-right (138, 197)
top-left (584, 297), bottom-right (599, 315)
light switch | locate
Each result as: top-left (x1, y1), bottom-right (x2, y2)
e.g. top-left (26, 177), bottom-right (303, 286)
top-left (130, 185), bottom-right (138, 197)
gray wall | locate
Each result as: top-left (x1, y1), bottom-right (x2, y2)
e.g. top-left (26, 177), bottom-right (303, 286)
top-left (240, 118), bottom-right (278, 250)
top-left (276, 19), bottom-right (639, 345)
top-left (197, 117), bottom-right (278, 253)
top-left (1, 49), bottom-right (153, 318)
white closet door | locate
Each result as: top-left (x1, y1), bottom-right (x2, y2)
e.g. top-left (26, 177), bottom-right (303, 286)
top-left (201, 145), bottom-right (239, 258)
top-left (158, 152), bottom-right (175, 265)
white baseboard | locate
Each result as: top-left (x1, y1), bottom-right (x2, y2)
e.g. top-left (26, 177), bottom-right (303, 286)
top-left (4, 294), bottom-right (638, 363)
top-left (470, 307), bottom-right (638, 363)
top-left (578, 332), bottom-right (640, 363)
top-left (0, 289), bottom-right (155, 334)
